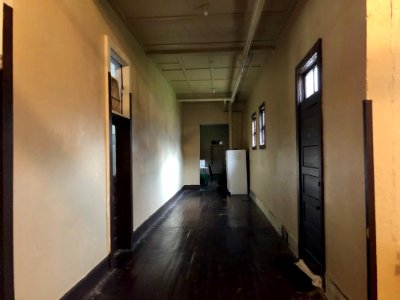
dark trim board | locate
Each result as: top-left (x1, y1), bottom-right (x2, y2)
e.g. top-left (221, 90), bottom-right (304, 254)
top-left (363, 100), bottom-right (377, 300)
top-left (0, 4), bottom-right (14, 300)
top-left (60, 255), bottom-right (110, 300)
top-left (183, 185), bottom-right (201, 190)
top-left (131, 187), bottom-right (186, 250)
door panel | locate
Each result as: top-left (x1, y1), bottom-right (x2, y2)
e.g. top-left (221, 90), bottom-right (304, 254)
top-left (299, 98), bottom-right (324, 274)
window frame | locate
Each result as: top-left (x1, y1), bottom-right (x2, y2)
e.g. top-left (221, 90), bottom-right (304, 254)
top-left (259, 103), bottom-right (266, 149)
top-left (251, 112), bottom-right (257, 150)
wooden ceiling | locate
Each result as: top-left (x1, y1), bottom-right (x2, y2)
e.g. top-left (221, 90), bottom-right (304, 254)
top-left (107, 0), bottom-right (298, 101)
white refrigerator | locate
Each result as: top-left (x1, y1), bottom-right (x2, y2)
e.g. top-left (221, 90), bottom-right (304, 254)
top-left (226, 150), bottom-right (248, 195)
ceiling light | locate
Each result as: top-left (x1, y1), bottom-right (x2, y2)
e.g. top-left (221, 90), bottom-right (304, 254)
top-left (203, 5), bottom-right (209, 16)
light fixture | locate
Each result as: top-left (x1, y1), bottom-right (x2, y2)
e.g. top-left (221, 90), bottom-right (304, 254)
top-left (203, 4), bottom-right (209, 16)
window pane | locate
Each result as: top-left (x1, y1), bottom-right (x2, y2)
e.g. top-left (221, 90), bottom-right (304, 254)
top-left (305, 69), bottom-right (314, 98)
top-left (314, 66), bottom-right (319, 93)
top-left (251, 115), bottom-right (257, 148)
top-left (259, 109), bottom-right (265, 146)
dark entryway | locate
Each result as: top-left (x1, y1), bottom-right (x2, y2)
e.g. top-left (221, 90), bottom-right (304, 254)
top-left (200, 124), bottom-right (229, 177)
top-left (296, 40), bottom-right (325, 275)
top-left (110, 114), bottom-right (133, 254)
top-left (0, 4), bottom-right (14, 300)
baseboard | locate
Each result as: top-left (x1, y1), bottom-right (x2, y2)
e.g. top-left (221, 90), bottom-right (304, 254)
top-left (325, 275), bottom-right (349, 300)
top-left (183, 185), bottom-right (201, 190)
top-left (60, 254), bottom-right (110, 300)
top-left (249, 191), bottom-right (299, 258)
top-left (131, 187), bottom-right (186, 250)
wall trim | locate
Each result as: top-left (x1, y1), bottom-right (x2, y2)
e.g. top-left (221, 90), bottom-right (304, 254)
top-left (249, 191), bottom-right (299, 257)
top-left (183, 185), bottom-right (201, 190)
top-left (363, 100), bottom-right (377, 300)
top-left (325, 275), bottom-right (349, 300)
top-left (131, 187), bottom-right (187, 250)
top-left (60, 255), bottom-right (110, 300)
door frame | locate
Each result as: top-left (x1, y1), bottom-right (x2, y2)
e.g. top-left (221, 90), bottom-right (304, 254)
top-left (0, 4), bottom-right (14, 300)
top-left (295, 39), bottom-right (326, 275)
top-left (108, 75), bottom-right (133, 257)
top-left (363, 100), bottom-right (377, 300)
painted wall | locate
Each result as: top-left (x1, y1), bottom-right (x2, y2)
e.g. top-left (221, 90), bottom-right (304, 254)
top-left (13, 1), bottom-right (182, 299)
top-left (181, 101), bottom-right (247, 185)
top-left (366, 0), bottom-right (400, 298)
top-left (246, 1), bottom-right (367, 299)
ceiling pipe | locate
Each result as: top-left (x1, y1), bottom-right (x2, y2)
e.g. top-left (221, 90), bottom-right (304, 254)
top-left (230, 0), bottom-right (266, 103)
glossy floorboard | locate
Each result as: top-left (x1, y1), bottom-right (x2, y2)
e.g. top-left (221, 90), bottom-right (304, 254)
top-left (88, 184), bottom-right (325, 300)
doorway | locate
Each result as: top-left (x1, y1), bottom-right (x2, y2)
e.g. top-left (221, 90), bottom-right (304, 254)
top-left (200, 124), bottom-right (229, 183)
top-left (296, 40), bottom-right (325, 275)
top-left (110, 114), bottom-right (133, 255)
top-left (0, 4), bottom-right (14, 299)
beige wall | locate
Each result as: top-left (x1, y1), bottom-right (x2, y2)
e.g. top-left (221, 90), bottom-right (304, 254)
top-left (367, 1), bottom-right (400, 299)
top-left (247, 1), bottom-right (367, 299)
top-left (13, 1), bottom-right (182, 299)
top-left (181, 101), bottom-right (247, 185)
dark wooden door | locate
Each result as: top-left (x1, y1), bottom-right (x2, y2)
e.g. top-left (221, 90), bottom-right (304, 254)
top-left (110, 114), bottom-right (133, 252)
top-left (297, 40), bottom-right (325, 275)
top-left (299, 92), bottom-right (324, 274)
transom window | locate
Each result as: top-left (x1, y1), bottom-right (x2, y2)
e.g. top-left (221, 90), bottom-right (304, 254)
top-left (110, 56), bottom-right (124, 114)
top-left (304, 65), bottom-right (319, 98)
top-left (251, 112), bottom-right (257, 150)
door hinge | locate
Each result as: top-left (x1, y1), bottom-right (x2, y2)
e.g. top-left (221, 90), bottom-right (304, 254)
top-left (366, 228), bottom-right (370, 239)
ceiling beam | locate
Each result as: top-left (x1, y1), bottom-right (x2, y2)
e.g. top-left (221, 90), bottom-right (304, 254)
top-left (126, 11), bottom-right (288, 22)
top-left (178, 98), bottom-right (230, 103)
top-left (146, 45), bottom-right (274, 55)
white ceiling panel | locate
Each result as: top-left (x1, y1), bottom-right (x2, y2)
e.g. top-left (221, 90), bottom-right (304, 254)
top-left (158, 63), bottom-right (182, 71)
top-left (155, 55), bottom-right (179, 64)
top-left (163, 70), bottom-right (186, 81)
top-left (181, 55), bottom-right (210, 69)
top-left (170, 81), bottom-right (192, 93)
top-left (185, 69), bottom-right (211, 81)
top-left (212, 68), bottom-right (232, 80)
top-left (190, 80), bottom-right (212, 92)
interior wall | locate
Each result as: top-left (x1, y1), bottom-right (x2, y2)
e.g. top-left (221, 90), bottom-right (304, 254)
top-left (246, 1), bottom-right (367, 299)
top-left (13, 1), bottom-right (182, 299)
top-left (366, 0), bottom-right (400, 298)
top-left (181, 101), bottom-right (247, 185)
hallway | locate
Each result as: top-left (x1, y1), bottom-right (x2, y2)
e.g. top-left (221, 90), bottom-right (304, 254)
top-left (88, 186), bottom-right (325, 300)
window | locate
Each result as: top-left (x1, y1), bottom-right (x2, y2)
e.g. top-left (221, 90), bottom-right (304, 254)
top-left (251, 112), bottom-right (257, 149)
top-left (304, 65), bottom-right (319, 98)
top-left (298, 52), bottom-right (320, 102)
top-left (110, 57), bottom-right (123, 114)
top-left (259, 103), bottom-right (265, 149)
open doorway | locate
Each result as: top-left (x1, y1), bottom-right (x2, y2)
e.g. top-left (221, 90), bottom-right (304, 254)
top-left (110, 114), bottom-right (133, 255)
top-left (200, 124), bottom-right (229, 189)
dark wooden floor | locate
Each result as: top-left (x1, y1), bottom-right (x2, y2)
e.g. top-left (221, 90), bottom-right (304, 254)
top-left (88, 183), bottom-right (325, 300)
